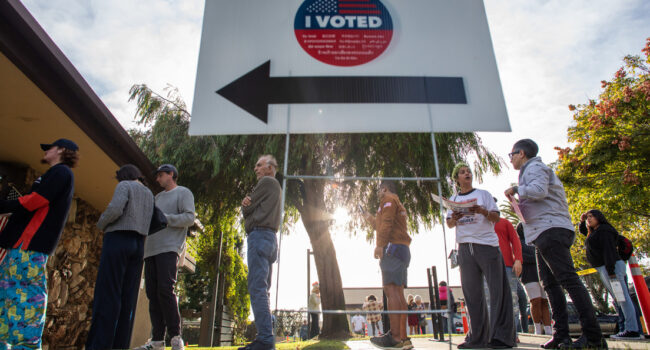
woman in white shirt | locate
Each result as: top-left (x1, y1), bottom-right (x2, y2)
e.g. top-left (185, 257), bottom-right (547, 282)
top-left (446, 162), bottom-right (514, 349)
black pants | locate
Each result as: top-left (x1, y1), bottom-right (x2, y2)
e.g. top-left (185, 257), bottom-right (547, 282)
top-left (309, 312), bottom-right (319, 338)
top-left (145, 251), bottom-right (182, 340)
top-left (534, 228), bottom-right (602, 341)
top-left (86, 231), bottom-right (144, 350)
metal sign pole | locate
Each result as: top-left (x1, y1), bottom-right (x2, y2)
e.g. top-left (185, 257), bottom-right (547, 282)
top-left (274, 104), bottom-right (292, 311)
top-left (426, 78), bottom-right (453, 348)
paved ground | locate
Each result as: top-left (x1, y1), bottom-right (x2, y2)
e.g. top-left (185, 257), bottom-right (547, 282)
top-left (345, 334), bottom-right (650, 349)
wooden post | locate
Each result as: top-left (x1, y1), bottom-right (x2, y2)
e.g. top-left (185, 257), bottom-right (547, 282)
top-left (431, 266), bottom-right (444, 341)
top-left (427, 268), bottom-right (439, 339)
top-left (199, 231), bottom-right (223, 346)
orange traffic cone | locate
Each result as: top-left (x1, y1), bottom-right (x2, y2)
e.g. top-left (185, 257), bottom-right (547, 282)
top-left (461, 301), bottom-right (469, 334)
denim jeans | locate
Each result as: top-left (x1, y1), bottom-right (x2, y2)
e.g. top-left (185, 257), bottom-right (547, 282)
top-left (505, 267), bottom-right (523, 332)
top-left (247, 228), bottom-right (278, 345)
top-left (517, 282), bottom-right (529, 332)
top-left (596, 260), bottom-right (639, 332)
top-left (534, 228), bottom-right (602, 341)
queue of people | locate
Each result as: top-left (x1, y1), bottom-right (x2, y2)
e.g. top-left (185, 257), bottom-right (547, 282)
top-left (0, 139), bottom-right (642, 350)
top-left (0, 138), bottom-right (197, 349)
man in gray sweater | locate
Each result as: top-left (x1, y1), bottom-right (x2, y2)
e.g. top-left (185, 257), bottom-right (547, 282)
top-left (135, 164), bottom-right (195, 350)
top-left (505, 139), bottom-right (603, 350)
top-left (239, 155), bottom-right (282, 350)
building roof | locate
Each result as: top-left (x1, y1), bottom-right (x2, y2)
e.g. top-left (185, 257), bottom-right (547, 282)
top-left (0, 0), bottom-right (156, 209)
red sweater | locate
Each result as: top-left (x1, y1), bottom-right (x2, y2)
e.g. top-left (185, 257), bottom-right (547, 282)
top-left (494, 218), bottom-right (522, 267)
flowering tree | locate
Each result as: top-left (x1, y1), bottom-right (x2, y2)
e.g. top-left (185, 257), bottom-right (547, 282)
top-left (556, 38), bottom-right (650, 269)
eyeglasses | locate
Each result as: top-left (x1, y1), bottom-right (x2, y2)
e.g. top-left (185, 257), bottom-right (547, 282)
top-left (508, 151), bottom-right (520, 160)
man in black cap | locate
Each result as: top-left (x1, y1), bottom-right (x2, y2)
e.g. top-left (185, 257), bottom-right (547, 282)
top-left (0, 138), bottom-right (78, 349)
top-left (135, 164), bottom-right (195, 350)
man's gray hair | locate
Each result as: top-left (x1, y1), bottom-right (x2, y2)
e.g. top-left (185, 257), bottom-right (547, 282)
top-left (261, 154), bottom-right (278, 172)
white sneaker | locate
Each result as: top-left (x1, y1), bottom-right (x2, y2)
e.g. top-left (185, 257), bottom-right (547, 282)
top-left (171, 335), bottom-right (185, 350)
top-left (132, 339), bottom-right (164, 350)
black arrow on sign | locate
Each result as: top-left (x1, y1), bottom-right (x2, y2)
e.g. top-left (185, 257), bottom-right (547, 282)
top-left (216, 60), bottom-right (467, 124)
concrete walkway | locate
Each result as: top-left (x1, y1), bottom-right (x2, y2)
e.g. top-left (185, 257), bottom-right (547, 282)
top-left (345, 334), bottom-right (650, 349)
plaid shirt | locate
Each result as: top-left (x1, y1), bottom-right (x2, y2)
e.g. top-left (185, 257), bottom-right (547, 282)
top-left (363, 300), bottom-right (383, 323)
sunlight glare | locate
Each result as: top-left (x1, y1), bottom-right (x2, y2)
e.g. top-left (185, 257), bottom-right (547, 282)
top-left (332, 207), bottom-right (350, 226)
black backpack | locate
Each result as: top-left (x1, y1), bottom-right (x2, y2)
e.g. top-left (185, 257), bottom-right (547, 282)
top-left (617, 234), bottom-right (634, 261)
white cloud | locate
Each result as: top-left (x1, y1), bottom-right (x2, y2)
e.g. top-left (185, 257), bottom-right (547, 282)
top-left (23, 0), bottom-right (204, 129)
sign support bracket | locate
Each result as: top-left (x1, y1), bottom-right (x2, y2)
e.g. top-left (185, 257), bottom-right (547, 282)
top-left (273, 91), bottom-right (452, 350)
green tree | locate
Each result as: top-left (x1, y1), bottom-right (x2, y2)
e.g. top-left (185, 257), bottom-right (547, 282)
top-left (556, 38), bottom-right (650, 310)
top-left (128, 84), bottom-right (502, 338)
top-left (556, 38), bottom-right (650, 260)
top-left (128, 86), bottom-right (252, 340)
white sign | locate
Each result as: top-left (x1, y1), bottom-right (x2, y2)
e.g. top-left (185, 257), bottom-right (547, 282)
top-left (190, 0), bottom-right (510, 135)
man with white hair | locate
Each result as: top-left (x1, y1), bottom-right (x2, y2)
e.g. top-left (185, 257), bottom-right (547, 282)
top-left (239, 155), bottom-right (283, 350)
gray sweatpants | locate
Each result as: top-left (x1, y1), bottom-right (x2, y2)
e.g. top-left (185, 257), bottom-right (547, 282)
top-left (458, 243), bottom-right (515, 347)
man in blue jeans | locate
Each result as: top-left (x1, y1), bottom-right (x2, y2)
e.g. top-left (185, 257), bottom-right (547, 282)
top-left (506, 139), bottom-right (605, 350)
top-left (240, 155), bottom-right (283, 350)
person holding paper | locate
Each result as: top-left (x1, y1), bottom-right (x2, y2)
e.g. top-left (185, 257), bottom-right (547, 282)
top-left (579, 209), bottom-right (643, 340)
top-left (447, 162), bottom-right (514, 349)
top-left (505, 139), bottom-right (605, 349)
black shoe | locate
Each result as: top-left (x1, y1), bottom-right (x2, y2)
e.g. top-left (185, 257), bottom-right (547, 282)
top-left (488, 339), bottom-right (513, 349)
top-left (458, 342), bottom-right (486, 349)
top-left (559, 335), bottom-right (607, 349)
top-left (237, 340), bottom-right (275, 350)
top-left (370, 330), bottom-right (392, 343)
top-left (370, 333), bottom-right (399, 349)
top-left (541, 336), bottom-right (571, 349)
top-left (611, 330), bottom-right (644, 340)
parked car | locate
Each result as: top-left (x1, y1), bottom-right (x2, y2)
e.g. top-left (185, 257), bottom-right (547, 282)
top-left (567, 302), bottom-right (619, 336)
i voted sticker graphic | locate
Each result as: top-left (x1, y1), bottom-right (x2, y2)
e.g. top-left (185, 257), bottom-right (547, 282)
top-left (294, 0), bottom-right (393, 67)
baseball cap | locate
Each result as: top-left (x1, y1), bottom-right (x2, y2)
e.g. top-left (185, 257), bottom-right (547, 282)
top-left (155, 164), bottom-right (178, 177)
top-left (40, 138), bottom-right (78, 151)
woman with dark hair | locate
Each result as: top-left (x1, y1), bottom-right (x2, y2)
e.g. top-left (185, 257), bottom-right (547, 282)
top-left (579, 209), bottom-right (643, 340)
top-left (86, 164), bottom-right (155, 349)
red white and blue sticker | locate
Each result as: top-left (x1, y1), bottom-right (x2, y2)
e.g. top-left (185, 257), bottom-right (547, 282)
top-left (294, 0), bottom-right (393, 67)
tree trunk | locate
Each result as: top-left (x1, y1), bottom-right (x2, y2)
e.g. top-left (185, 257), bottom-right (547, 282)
top-left (585, 274), bottom-right (609, 313)
top-left (297, 179), bottom-right (350, 339)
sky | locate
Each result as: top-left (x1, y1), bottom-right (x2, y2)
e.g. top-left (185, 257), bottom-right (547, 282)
top-left (20, 0), bottom-right (650, 310)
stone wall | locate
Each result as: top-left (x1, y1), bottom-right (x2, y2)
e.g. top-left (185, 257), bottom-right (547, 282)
top-left (42, 197), bottom-right (103, 349)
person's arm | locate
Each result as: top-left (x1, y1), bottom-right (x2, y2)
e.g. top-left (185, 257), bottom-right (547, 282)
top-left (517, 164), bottom-right (550, 200)
top-left (97, 182), bottom-right (129, 231)
top-left (375, 199), bottom-right (397, 248)
top-left (602, 229), bottom-right (620, 276)
top-left (242, 177), bottom-right (279, 217)
top-left (364, 213), bottom-right (377, 229)
top-left (165, 188), bottom-right (196, 228)
top-left (446, 211), bottom-right (463, 228)
top-left (2, 166), bottom-right (71, 214)
top-left (507, 220), bottom-right (523, 275)
top-left (469, 205), bottom-right (499, 224)
top-left (579, 216), bottom-right (589, 236)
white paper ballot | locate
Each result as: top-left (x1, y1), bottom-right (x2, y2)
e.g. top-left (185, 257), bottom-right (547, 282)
top-left (610, 279), bottom-right (626, 302)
